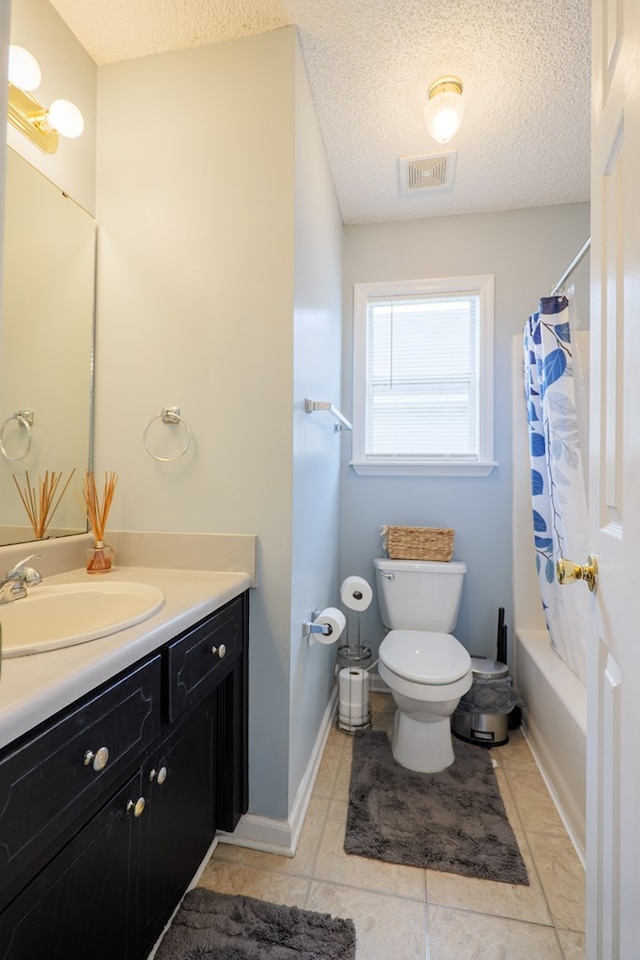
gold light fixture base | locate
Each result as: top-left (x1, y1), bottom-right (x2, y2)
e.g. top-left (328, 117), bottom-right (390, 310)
top-left (428, 76), bottom-right (463, 102)
top-left (8, 82), bottom-right (59, 154)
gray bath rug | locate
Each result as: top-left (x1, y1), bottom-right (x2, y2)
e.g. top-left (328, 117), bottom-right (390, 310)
top-left (345, 730), bottom-right (528, 885)
top-left (154, 887), bottom-right (356, 960)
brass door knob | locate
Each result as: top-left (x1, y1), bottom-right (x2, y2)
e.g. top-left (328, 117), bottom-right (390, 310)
top-left (556, 555), bottom-right (598, 592)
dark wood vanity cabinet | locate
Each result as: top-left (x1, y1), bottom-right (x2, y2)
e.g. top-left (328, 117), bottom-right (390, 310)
top-left (0, 590), bottom-right (249, 960)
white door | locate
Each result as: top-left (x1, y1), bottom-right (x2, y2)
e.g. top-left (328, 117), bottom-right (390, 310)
top-left (587, 0), bottom-right (640, 956)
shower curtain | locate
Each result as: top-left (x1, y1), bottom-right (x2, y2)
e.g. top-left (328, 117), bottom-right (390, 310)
top-left (523, 295), bottom-right (589, 684)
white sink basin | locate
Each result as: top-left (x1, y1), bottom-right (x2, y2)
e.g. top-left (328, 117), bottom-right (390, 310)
top-left (0, 581), bottom-right (165, 658)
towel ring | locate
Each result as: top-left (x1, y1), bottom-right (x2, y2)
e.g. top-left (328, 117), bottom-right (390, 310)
top-left (143, 407), bottom-right (192, 462)
top-left (0, 410), bottom-right (34, 461)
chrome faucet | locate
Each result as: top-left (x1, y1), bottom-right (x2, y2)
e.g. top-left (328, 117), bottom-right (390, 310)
top-left (0, 554), bottom-right (42, 604)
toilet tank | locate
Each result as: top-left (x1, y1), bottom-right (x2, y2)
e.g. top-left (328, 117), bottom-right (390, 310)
top-left (373, 558), bottom-right (466, 632)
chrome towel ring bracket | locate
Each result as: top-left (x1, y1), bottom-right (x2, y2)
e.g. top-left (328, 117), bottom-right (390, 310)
top-left (0, 410), bottom-right (34, 461)
top-left (143, 407), bottom-right (192, 463)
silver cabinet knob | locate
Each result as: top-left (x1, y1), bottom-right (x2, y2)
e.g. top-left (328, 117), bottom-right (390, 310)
top-left (126, 797), bottom-right (146, 818)
top-left (211, 643), bottom-right (226, 658)
top-left (149, 766), bottom-right (168, 785)
top-left (83, 746), bottom-right (109, 771)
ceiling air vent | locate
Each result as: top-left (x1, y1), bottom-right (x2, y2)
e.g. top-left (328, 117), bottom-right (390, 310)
top-left (399, 151), bottom-right (457, 194)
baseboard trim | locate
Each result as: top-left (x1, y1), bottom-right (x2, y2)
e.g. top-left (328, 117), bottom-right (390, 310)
top-left (217, 684), bottom-right (338, 857)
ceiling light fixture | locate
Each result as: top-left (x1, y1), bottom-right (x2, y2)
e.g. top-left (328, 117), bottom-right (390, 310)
top-left (424, 76), bottom-right (465, 144)
top-left (7, 45), bottom-right (84, 154)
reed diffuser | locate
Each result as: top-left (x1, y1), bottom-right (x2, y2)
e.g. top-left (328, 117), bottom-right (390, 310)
top-left (81, 470), bottom-right (118, 573)
top-left (12, 469), bottom-right (76, 539)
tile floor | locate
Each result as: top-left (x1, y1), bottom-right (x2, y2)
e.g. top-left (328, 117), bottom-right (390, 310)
top-left (199, 692), bottom-right (585, 960)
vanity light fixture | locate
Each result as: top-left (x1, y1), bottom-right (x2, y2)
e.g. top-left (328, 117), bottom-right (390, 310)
top-left (7, 45), bottom-right (84, 154)
top-left (424, 76), bottom-right (465, 144)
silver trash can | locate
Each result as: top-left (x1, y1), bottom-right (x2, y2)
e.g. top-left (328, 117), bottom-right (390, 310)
top-left (452, 657), bottom-right (510, 747)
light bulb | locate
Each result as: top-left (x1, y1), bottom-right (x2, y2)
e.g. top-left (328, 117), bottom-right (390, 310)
top-left (47, 99), bottom-right (84, 139)
top-left (8, 45), bottom-right (42, 92)
top-left (424, 77), bottom-right (465, 145)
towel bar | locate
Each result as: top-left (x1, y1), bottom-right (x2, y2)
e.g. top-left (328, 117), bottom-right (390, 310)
top-left (304, 399), bottom-right (352, 432)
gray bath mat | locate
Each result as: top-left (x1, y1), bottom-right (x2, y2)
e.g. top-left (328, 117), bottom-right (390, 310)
top-left (344, 730), bottom-right (528, 885)
top-left (154, 887), bottom-right (356, 960)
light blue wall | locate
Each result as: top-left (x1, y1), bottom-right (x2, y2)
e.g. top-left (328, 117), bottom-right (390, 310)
top-left (289, 41), bottom-right (343, 811)
top-left (340, 204), bottom-right (590, 666)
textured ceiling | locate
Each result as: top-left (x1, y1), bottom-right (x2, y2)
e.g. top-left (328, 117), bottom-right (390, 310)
top-left (49, 0), bottom-right (591, 224)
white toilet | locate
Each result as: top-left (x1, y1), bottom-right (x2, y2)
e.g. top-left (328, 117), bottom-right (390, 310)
top-left (374, 557), bottom-right (473, 773)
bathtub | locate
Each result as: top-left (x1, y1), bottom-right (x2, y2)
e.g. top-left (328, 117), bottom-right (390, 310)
top-left (511, 332), bottom-right (588, 865)
top-left (514, 629), bottom-right (586, 862)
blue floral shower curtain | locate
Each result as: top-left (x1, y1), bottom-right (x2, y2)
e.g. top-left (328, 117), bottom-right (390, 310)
top-left (523, 296), bottom-right (590, 684)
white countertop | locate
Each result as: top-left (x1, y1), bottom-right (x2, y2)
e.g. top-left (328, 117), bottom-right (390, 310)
top-left (0, 565), bottom-right (251, 751)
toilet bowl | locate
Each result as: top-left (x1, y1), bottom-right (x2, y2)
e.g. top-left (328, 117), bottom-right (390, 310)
top-left (373, 557), bottom-right (472, 773)
top-left (378, 629), bottom-right (472, 772)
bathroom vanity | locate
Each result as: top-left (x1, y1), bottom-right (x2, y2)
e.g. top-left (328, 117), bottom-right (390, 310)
top-left (0, 560), bottom-right (251, 960)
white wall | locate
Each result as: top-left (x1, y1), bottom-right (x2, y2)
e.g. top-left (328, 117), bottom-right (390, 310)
top-left (95, 28), bottom-right (342, 821)
top-left (8, 0), bottom-right (96, 213)
top-left (340, 204), bottom-right (591, 666)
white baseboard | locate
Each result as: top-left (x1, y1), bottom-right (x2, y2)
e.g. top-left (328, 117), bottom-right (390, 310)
top-left (217, 684), bottom-right (339, 857)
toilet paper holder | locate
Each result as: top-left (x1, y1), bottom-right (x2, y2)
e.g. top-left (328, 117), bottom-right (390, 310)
top-left (303, 609), bottom-right (332, 636)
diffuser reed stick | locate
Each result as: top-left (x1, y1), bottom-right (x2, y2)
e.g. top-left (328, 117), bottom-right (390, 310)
top-left (12, 468), bottom-right (76, 539)
top-left (81, 470), bottom-right (118, 573)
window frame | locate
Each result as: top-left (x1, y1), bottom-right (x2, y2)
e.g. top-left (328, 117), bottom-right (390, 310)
top-left (350, 274), bottom-right (497, 477)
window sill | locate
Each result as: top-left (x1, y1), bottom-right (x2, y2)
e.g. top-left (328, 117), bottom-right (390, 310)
top-left (349, 460), bottom-right (498, 477)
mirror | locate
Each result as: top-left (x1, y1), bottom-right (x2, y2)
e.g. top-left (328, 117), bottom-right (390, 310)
top-left (0, 147), bottom-right (95, 545)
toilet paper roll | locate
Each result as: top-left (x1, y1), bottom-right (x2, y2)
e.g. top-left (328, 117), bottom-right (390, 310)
top-left (340, 575), bottom-right (373, 612)
top-left (338, 667), bottom-right (370, 725)
top-left (312, 607), bottom-right (346, 645)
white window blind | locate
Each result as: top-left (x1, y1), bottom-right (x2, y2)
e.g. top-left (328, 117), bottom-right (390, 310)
top-left (351, 276), bottom-right (496, 477)
top-left (366, 295), bottom-right (479, 458)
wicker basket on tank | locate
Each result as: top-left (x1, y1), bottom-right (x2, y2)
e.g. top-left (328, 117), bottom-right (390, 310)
top-left (382, 525), bottom-right (454, 562)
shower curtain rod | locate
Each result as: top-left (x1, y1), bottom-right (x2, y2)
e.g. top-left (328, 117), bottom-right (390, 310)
top-left (549, 237), bottom-right (591, 296)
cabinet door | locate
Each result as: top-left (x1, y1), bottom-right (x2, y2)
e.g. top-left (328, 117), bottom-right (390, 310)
top-left (0, 773), bottom-right (143, 960)
top-left (0, 655), bottom-right (161, 907)
top-left (138, 697), bottom-right (217, 958)
top-left (216, 654), bottom-right (248, 833)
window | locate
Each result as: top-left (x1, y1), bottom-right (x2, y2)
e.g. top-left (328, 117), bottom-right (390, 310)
top-left (351, 275), bottom-right (496, 476)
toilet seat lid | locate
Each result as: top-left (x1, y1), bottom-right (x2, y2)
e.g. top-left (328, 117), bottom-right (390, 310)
top-left (379, 630), bottom-right (471, 685)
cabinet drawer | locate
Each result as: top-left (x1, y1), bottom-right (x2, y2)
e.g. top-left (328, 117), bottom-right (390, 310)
top-left (0, 655), bottom-right (161, 903)
top-left (164, 596), bottom-right (244, 722)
